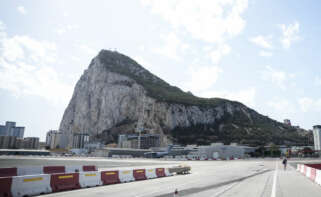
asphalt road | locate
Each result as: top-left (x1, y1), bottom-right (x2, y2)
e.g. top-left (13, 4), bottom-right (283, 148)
top-left (1, 156), bottom-right (321, 197)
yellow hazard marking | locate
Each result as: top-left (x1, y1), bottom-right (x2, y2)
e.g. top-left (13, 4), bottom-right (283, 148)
top-left (58, 175), bottom-right (73, 179)
top-left (122, 171), bottom-right (130, 174)
top-left (23, 177), bottom-right (43, 182)
top-left (136, 170), bottom-right (144, 173)
top-left (148, 169), bottom-right (153, 172)
top-left (105, 172), bottom-right (116, 175)
top-left (85, 173), bottom-right (96, 177)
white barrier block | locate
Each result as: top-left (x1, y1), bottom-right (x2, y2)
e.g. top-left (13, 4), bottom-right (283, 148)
top-left (146, 168), bottom-right (157, 179)
top-left (300, 165), bottom-right (304, 173)
top-left (306, 167), bottom-right (311, 178)
top-left (315, 170), bottom-right (321, 185)
top-left (165, 168), bottom-right (173, 176)
top-left (119, 170), bottom-right (135, 182)
top-left (66, 165), bottom-right (82, 173)
top-left (296, 164), bottom-right (300, 171)
top-left (11, 174), bottom-right (52, 197)
top-left (17, 166), bottom-right (43, 176)
top-left (79, 171), bottom-right (102, 188)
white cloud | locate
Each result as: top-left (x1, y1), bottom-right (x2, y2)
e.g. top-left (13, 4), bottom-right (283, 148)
top-left (209, 44), bottom-right (231, 64)
top-left (261, 66), bottom-right (295, 90)
top-left (184, 66), bottom-right (222, 92)
top-left (259, 50), bottom-right (272, 57)
top-left (267, 98), bottom-right (294, 112)
top-left (17, 6), bottom-right (27, 15)
top-left (0, 21), bottom-right (72, 104)
top-left (298, 97), bottom-right (321, 112)
top-left (79, 44), bottom-right (97, 56)
top-left (314, 76), bottom-right (321, 86)
top-left (141, 0), bottom-right (248, 43)
top-left (201, 88), bottom-right (256, 108)
top-left (249, 35), bottom-right (272, 49)
top-left (56, 24), bottom-right (79, 35)
top-left (154, 32), bottom-right (186, 60)
top-left (280, 21), bottom-right (300, 49)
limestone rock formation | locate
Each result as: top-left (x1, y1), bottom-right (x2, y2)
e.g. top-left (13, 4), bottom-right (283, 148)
top-left (59, 50), bottom-right (310, 148)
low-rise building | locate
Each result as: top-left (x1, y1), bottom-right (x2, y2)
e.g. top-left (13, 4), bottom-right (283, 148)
top-left (72, 133), bottom-right (89, 149)
top-left (24, 137), bottom-right (39, 149)
top-left (0, 136), bottom-right (17, 149)
top-left (313, 125), bottom-right (321, 151)
top-left (46, 130), bottom-right (62, 149)
top-left (0, 121), bottom-right (24, 138)
top-left (118, 134), bottom-right (160, 149)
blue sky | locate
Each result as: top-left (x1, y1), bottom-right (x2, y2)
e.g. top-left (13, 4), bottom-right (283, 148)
top-left (0, 0), bottom-right (320, 141)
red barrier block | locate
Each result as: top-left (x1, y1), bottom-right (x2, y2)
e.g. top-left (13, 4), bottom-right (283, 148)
top-left (156, 168), bottom-right (165, 177)
top-left (83, 165), bottom-right (96, 171)
top-left (44, 166), bottom-right (65, 174)
top-left (306, 164), bottom-right (321, 170)
top-left (133, 169), bottom-right (146, 181)
top-left (304, 165), bottom-right (307, 174)
top-left (101, 171), bottom-right (120, 185)
top-left (0, 168), bottom-right (17, 178)
top-left (50, 173), bottom-right (80, 192)
top-left (0, 177), bottom-right (12, 197)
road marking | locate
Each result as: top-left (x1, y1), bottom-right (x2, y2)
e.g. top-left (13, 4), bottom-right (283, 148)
top-left (212, 182), bottom-right (239, 197)
top-left (271, 161), bottom-right (278, 197)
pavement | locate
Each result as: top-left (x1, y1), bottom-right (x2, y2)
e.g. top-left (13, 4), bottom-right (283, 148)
top-left (1, 156), bottom-right (321, 196)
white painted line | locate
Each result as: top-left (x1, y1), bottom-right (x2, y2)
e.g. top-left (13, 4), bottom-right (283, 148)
top-left (212, 182), bottom-right (238, 197)
top-left (271, 161), bottom-right (278, 197)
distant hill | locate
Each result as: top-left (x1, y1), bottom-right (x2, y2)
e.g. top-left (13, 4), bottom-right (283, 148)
top-left (59, 50), bottom-right (312, 148)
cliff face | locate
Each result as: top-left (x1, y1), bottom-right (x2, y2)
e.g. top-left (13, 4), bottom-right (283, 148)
top-left (59, 50), bottom-right (310, 148)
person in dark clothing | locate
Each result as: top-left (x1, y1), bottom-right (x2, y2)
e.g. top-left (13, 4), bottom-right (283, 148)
top-left (282, 157), bottom-right (288, 170)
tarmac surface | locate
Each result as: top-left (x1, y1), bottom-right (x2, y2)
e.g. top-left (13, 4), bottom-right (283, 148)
top-left (1, 156), bottom-right (321, 197)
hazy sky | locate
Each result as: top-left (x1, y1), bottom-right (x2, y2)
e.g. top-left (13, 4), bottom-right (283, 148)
top-left (0, 0), bottom-right (321, 141)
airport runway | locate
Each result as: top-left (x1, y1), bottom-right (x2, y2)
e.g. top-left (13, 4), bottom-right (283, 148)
top-left (1, 156), bottom-right (321, 196)
top-left (0, 155), bottom-right (176, 169)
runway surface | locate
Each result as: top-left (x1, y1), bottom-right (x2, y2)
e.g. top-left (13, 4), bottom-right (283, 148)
top-left (1, 156), bottom-right (321, 197)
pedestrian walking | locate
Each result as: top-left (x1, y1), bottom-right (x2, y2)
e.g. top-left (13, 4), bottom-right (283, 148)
top-left (282, 157), bottom-right (287, 170)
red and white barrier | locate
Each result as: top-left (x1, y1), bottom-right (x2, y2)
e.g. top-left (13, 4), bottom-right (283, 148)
top-left (316, 170), bottom-right (321, 185)
top-left (133, 169), bottom-right (147, 181)
top-left (11, 174), bottom-right (52, 197)
top-left (146, 168), bottom-right (157, 179)
top-left (50, 173), bottom-right (80, 192)
top-left (0, 176), bottom-right (12, 197)
top-left (4, 166), bottom-right (177, 196)
top-left (101, 170), bottom-right (120, 185)
top-left (79, 171), bottom-right (102, 188)
top-left (17, 166), bottom-right (43, 176)
top-left (119, 170), bottom-right (135, 183)
top-left (297, 163), bottom-right (321, 187)
top-left (66, 165), bottom-right (82, 173)
top-left (0, 167), bottom-right (17, 177)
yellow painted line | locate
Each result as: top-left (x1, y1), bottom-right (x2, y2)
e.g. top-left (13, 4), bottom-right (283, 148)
top-left (23, 177), bottom-right (43, 182)
top-left (122, 171), bottom-right (130, 174)
top-left (136, 170), bottom-right (144, 173)
top-left (148, 169), bottom-right (153, 172)
top-left (58, 175), bottom-right (73, 179)
top-left (85, 173), bottom-right (96, 177)
top-left (105, 172), bottom-right (116, 175)
top-left (158, 169), bottom-right (163, 171)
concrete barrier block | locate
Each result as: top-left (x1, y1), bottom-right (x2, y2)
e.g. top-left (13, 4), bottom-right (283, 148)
top-left (79, 171), bottom-right (102, 188)
top-left (11, 174), bottom-right (51, 197)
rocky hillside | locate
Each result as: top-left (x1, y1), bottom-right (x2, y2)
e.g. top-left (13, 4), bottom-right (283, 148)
top-left (59, 50), bottom-right (311, 148)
